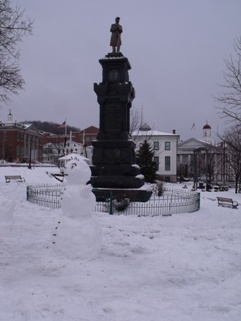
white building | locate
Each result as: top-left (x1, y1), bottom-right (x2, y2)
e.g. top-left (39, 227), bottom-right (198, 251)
top-left (42, 142), bottom-right (59, 164)
top-left (43, 139), bottom-right (83, 164)
top-left (177, 137), bottom-right (211, 179)
top-left (177, 123), bottom-right (226, 182)
top-left (132, 124), bottom-right (179, 182)
top-left (59, 139), bottom-right (83, 156)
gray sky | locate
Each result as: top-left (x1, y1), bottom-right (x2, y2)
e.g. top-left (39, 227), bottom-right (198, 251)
top-left (2, 0), bottom-right (241, 140)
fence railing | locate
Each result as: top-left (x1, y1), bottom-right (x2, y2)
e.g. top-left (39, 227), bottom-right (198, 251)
top-left (95, 189), bottom-right (200, 215)
top-left (27, 184), bottom-right (63, 209)
top-left (26, 185), bottom-right (200, 215)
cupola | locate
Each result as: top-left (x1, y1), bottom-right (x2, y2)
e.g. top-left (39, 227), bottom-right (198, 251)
top-left (7, 109), bottom-right (13, 123)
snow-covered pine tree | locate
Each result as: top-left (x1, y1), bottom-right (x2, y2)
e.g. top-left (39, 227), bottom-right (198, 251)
top-left (135, 140), bottom-right (158, 183)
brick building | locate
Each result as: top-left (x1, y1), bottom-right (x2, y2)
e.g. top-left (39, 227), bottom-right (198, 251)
top-left (0, 109), bottom-right (99, 164)
top-left (42, 125), bottom-right (99, 146)
top-left (0, 110), bottom-right (43, 163)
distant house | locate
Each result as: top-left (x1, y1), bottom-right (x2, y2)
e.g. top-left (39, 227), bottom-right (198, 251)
top-left (43, 139), bottom-right (83, 164)
top-left (42, 142), bottom-right (59, 164)
top-left (74, 126), bottom-right (99, 146)
top-left (132, 124), bottom-right (179, 182)
top-left (42, 126), bottom-right (99, 147)
top-left (42, 125), bottom-right (99, 164)
top-left (59, 140), bottom-right (83, 156)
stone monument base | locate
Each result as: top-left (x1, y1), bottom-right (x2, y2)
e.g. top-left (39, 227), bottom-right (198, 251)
top-left (90, 139), bottom-right (145, 189)
top-left (92, 187), bottom-right (152, 203)
top-left (90, 171), bottom-right (145, 189)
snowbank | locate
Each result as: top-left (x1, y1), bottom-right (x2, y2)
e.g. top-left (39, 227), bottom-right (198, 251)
top-left (0, 166), bottom-right (240, 321)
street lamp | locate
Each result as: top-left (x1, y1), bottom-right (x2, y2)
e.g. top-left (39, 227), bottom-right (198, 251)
top-left (28, 137), bottom-right (33, 169)
top-left (222, 142), bottom-right (226, 186)
top-left (193, 149), bottom-right (198, 190)
top-left (2, 131), bottom-right (7, 163)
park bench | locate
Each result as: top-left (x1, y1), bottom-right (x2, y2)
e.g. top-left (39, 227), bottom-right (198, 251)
top-left (217, 196), bottom-right (238, 209)
top-left (5, 175), bottom-right (25, 183)
top-left (218, 186), bottom-right (229, 191)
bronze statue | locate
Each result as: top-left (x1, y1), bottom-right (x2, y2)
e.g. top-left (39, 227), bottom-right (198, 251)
top-left (110, 17), bottom-right (122, 53)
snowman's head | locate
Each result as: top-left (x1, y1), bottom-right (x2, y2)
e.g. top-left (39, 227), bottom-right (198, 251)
top-left (65, 158), bottom-right (91, 185)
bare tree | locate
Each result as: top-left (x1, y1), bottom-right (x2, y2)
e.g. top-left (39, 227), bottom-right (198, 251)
top-left (215, 37), bottom-right (241, 124)
top-left (130, 105), bottom-right (156, 146)
top-left (221, 125), bottom-right (241, 193)
top-left (0, 0), bottom-right (33, 103)
top-left (129, 105), bottom-right (144, 136)
top-left (205, 146), bottom-right (220, 183)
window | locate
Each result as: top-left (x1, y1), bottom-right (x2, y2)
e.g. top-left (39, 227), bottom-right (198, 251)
top-left (165, 142), bottom-right (170, 150)
top-left (154, 156), bottom-right (159, 170)
top-left (154, 141), bottom-right (159, 150)
top-left (165, 156), bottom-right (171, 171)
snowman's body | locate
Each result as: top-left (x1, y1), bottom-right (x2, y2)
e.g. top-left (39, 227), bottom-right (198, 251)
top-left (53, 158), bottom-right (102, 260)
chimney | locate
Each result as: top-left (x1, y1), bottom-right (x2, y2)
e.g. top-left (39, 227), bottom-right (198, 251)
top-left (172, 129), bottom-right (176, 134)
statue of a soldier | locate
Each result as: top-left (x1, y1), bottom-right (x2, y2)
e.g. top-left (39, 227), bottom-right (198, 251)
top-left (110, 17), bottom-right (122, 53)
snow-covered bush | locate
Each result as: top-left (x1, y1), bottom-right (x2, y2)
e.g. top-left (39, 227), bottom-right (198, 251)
top-left (152, 181), bottom-right (165, 197)
top-left (113, 198), bottom-right (130, 212)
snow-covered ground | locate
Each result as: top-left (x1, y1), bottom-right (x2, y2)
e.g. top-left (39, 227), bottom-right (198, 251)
top-left (0, 166), bottom-right (241, 321)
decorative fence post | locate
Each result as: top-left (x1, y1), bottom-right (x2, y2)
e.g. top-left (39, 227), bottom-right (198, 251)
top-left (109, 191), bottom-right (113, 215)
top-left (26, 186), bottom-right (30, 201)
top-left (197, 192), bottom-right (201, 210)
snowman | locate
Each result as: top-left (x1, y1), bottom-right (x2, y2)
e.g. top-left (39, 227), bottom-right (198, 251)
top-left (52, 157), bottom-right (102, 260)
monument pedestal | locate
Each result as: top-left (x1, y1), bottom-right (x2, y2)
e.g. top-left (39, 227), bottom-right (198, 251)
top-left (90, 53), bottom-right (151, 202)
top-left (92, 188), bottom-right (152, 203)
top-left (91, 139), bottom-right (144, 188)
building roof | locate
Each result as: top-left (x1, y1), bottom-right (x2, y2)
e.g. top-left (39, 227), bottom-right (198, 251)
top-left (203, 123), bottom-right (211, 129)
top-left (132, 129), bottom-right (178, 137)
top-left (178, 137), bottom-right (212, 150)
top-left (77, 126), bottom-right (99, 134)
top-left (139, 123), bottom-right (151, 131)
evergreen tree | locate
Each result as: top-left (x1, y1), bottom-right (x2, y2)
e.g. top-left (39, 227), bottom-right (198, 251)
top-left (135, 140), bottom-right (158, 183)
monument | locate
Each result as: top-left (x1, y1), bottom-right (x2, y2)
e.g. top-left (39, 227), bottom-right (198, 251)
top-left (90, 18), bottom-right (151, 202)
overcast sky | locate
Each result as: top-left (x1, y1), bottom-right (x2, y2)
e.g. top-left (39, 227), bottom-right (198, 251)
top-left (2, 0), bottom-right (241, 140)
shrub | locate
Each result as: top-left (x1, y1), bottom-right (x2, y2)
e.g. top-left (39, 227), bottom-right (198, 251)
top-left (152, 181), bottom-right (165, 197)
top-left (113, 198), bottom-right (130, 212)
